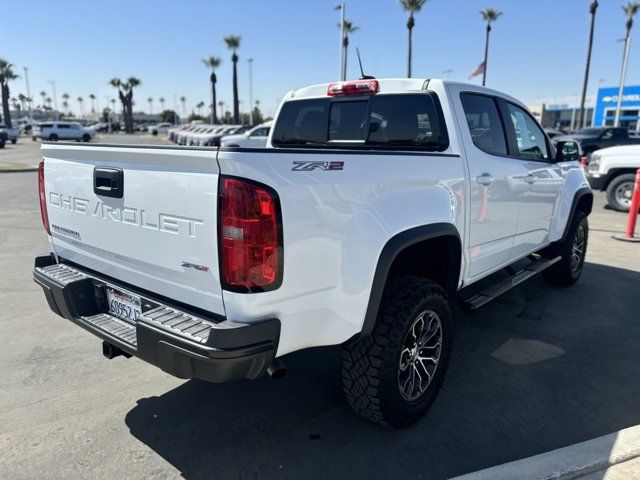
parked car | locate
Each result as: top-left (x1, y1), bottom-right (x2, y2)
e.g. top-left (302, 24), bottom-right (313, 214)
top-left (201, 125), bottom-right (248, 147)
top-left (32, 122), bottom-right (93, 142)
top-left (220, 122), bottom-right (272, 148)
top-left (543, 128), bottom-right (565, 139)
top-left (149, 122), bottom-right (172, 136)
top-left (586, 144), bottom-right (640, 211)
top-left (34, 78), bottom-right (591, 428)
top-left (553, 126), bottom-right (640, 155)
top-left (0, 123), bottom-right (20, 143)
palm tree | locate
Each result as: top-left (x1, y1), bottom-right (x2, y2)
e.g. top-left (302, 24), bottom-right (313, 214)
top-left (577, 2), bottom-right (599, 129)
top-left (11, 97), bottom-right (19, 112)
top-left (223, 36), bottom-right (241, 123)
top-left (480, 8), bottom-right (503, 86)
top-left (18, 93), bottom-right (27, 111)
top-left (338, 20), bottom-right (359, 79)
top-left (77, 96), bottom-right (84, 118)
top-left (88, 94), bottom-right (96, 116)
top-left (39, 90), bottom-right (46, 109)
top-left (203, 56), bottom-right (222, 123)
top-left (147, 97), bottom-right (153, 114)
top-left (218, 101), bottom-right (225, 123)
top-left (159, 97), bottom-right (165, 112)
top-left (399, 0), bottom-right (428, 78)
top-left (110, 76), bottom-right (142, 133)
top-left (196, 101), bottom-right (205, 116)
top-left (62, 93), bottom-right (70, 115)
top-left (179, 96), bottom-right (186, 119)
top-left (0, 59), bottom-right (19, 128)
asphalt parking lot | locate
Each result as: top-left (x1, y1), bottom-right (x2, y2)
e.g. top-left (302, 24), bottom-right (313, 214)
top-left (0, 138), bottom-right (638, 480)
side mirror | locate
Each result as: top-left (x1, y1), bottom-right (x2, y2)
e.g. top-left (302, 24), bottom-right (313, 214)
top-left (555, 140), bottom-right (581, 163)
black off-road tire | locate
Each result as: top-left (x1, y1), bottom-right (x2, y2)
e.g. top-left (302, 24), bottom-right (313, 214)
top-left (342, 276), bottom-right (452, 428)
top-left (542, 211), bottom-right (588, 286)
top-left (606, 174), bottom-right (635, 212)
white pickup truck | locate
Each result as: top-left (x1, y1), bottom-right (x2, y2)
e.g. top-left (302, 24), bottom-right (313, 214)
top-left (586, 144), bottom-right (640, 211)
top-left (34, 78), bottom-right (592, 428)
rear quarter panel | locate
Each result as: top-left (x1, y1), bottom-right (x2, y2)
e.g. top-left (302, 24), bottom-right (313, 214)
top-left (217, 148), bottom-right (465, 356)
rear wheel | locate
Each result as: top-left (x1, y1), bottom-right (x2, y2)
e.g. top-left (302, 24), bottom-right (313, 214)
top-left (49, 134), bottom-right (58, 142)
top-left (10, 139), bottom-right (16, 144)
top-left (82, 133), bottom-right (90, 142)
top-left (542, 211), bottom-right (588, 286)
top-left (606, 174), bottom-right (635, 212)
top-left (342, 276), bottom-right (452, 428)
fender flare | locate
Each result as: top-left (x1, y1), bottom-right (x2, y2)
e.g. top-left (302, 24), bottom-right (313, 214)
top-left (359, 223), bottom-right (462, 338)
top-left (560, 187), bottom-right (593, 243)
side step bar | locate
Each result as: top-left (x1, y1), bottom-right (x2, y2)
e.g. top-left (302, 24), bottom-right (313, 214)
top-left (460, 255), bottom-right (561, 311)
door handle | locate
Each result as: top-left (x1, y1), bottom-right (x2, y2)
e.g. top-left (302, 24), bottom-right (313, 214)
top-left (524, 174), bottom-right (536, 184)
top-left (476, 173), bottom-right (495, 186)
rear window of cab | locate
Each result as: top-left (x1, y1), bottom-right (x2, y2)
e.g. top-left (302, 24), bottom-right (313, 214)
top-left (271, 92), bottom-right (449, 151)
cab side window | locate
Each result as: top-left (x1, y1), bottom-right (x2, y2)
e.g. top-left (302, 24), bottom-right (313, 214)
top-left (460, 93), bottom-right (507, 156)
top-left (506, 103), bottom-right (549, 161)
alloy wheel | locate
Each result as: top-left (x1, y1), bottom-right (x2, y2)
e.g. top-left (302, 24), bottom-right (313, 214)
top-left (398, 310), bottom-right (443, 401)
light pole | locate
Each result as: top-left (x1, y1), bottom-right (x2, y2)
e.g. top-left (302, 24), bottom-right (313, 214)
top-left (248, 58), bottom-right (254, 125)
top-left (614, 37), bottom-right (631, 127)
top-left (48, 81), bottom-right (58, 119)
top-left (335, 3), bottom-right (345, 81)
top-left (22, 67), bottom-right (33, 125)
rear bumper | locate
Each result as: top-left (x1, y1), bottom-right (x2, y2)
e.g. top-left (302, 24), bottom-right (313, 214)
top-left (33, 253), bottom-right (280, 383)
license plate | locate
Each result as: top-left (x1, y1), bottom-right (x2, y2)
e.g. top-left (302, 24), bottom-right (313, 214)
top-left (106, 288), bottom-right (142, 323)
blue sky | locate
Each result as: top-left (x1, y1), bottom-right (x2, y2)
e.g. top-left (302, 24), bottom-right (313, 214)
top-left (4, 0), bottom-right (639, 117)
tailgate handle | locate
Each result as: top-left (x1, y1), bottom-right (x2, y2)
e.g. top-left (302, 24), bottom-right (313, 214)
top-left (93, 167), bottom-right (123, 198)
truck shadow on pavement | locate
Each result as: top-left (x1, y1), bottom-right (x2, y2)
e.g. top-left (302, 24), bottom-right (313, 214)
top-left (125, 262), bottom-right (640, 480)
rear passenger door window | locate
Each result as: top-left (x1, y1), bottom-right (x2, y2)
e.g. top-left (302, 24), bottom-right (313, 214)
top-left (505, 103), bottom-right (549, 161)
top-left (460, 93), bottom-right (507, 156)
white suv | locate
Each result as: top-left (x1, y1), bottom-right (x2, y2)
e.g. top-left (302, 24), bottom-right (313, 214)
top-left (220, 122), bottom-right (272, 148)
top-left (32, 122), bottom-right (93, 142)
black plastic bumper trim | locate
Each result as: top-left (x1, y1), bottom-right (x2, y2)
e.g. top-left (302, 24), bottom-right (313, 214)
top-left (33, 253), bottom-right (280, 383)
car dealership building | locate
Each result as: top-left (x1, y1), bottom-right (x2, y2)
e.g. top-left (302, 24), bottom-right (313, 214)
top-left (529, 85), bottom-right (640, 131)
top-left (593, 85), bottom-right (640, 130)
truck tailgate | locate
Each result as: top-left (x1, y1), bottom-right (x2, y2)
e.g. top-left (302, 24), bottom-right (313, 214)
top-left (42, 143), bottom-right (224, 316)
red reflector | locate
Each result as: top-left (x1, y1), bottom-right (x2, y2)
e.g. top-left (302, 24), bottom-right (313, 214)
top-left (580, 156), bottom-right (587, 168)
top-left (219, 177), bottom-right (282, 292)
top-left (38, 161), bottom-right (50, 235)
top-left (327, 79), bottom-right (379, 96)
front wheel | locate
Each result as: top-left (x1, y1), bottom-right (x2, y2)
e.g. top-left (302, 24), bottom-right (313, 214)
top-left (82, 134), bottom-right (91, 142)
top-left (606, 174), bottom-right (635, 212)
top-left (542, 211), bottom-right (588, 286)
top-left (342, 276), bottom-right (452, 428)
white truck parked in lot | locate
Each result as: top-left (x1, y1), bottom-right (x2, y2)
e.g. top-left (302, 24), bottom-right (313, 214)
top-left (0, 123), bottom-right (20, 143)
top-left (34, 78), bottom-right (592, 427)
top-left (586, 144), bottom-right (640, 211)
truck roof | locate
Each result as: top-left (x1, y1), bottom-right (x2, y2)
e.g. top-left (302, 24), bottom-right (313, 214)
top-left (284, 77), bottom-right (527, 112)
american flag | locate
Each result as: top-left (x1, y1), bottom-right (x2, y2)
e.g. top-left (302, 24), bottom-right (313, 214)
top-left (468, 61), bottom-right (486, 80)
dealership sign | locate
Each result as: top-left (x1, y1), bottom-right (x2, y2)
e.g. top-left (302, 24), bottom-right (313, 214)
top-left (601, 94), bottom-right (640, 103)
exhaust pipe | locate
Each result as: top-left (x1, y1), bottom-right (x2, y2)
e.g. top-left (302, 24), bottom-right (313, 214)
top-left (267, 358), bottom-right (287, 380)
top-left (102, 341), bottom-right (131, 359)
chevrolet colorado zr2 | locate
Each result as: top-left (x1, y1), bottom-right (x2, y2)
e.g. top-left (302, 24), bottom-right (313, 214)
top-left (33, 78), bottom-right (592, 428)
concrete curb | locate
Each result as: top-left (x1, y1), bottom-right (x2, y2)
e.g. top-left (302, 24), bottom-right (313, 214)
top-left (450, 425), bottom-right (640, 480)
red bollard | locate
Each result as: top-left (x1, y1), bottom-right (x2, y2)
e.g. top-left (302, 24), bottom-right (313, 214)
top-left (613, 168), bottom-right (640, 243)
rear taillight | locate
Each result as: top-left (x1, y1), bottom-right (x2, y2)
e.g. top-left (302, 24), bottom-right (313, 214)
top-left (327, 79), bottom-right (379, 96)
top-left (38, 161), bottom-right (50, 235)
top-left (219, 177), bottom-right (282, 292)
